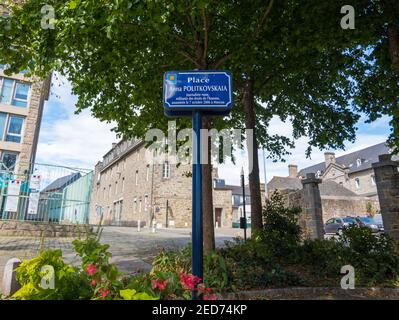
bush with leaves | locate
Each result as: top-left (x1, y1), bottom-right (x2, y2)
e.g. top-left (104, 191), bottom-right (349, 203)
top-left (12, 249), bottom-right (91, 300)
top-left (260, 191), bottom-right (302, 259)
top-left (340, 225), bottom-right (399, 286)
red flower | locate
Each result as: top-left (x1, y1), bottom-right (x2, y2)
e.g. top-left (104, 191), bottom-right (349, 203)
top-left (86, 264), bottom-right (97, 276)
top-left (203, 293), bottom-right (218, 300)
top-left (98, 287), bottom-right (110, 299)
top-left (151, 279), bottom-right (168, 291)
top-left (91, 279), bottom-right (97, 286)
top-left (179, 273), bottom-right (201, 290)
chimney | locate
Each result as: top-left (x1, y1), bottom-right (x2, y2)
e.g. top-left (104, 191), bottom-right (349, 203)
top-left (324, 152), bottom-right (336, 167)
top-left (288, 164), bottom-right (298, 178)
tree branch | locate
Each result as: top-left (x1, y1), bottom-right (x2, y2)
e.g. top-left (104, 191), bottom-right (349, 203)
top-left (212, 0), bottom-right (275, 69)
top-left (177, 50), bottom-right (200, 68)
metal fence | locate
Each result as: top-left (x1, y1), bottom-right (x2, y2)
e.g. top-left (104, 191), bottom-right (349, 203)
top-left (0, 163), bottom-right (93, 224)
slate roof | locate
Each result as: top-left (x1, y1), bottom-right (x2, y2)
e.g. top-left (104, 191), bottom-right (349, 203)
top-left (298, 142), bottom-right (398, 177)
top-left (41, 172), bottom-right (81, 193)
top-left (267, 176), bottom-right (358, 197)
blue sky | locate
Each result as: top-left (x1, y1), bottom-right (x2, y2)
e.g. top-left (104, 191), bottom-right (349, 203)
top-left (35, 73), bottom-right (391, 186)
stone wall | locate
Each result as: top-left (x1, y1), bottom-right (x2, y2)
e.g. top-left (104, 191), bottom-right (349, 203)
top-left (0, 221), bottom-right (92, 237)
top-left (372, 154), bottom-right (399, 239)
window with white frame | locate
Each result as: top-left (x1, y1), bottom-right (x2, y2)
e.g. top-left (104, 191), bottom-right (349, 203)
top-left (355, 178), bottom-right (360, 189)
top-left (135, 170), bottom-right (138, 185)
top-left (115, 181), bottom-right (118, 195)
top-left (162, 161), bottom-right (170, 179)
top-left (0, 77), bottom-right (30, 107)
top-left (0, 113), bottom-right (24, 143)
top-left (122, 177), bottom-right (125, 192)
top-left (356, 158), bottom-right (362, 167)
top-left (0, 151), bottom-right (18, 171)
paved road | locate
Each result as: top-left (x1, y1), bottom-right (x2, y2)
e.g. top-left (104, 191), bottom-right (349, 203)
top-left (0, 226), bottom-right (240, 292)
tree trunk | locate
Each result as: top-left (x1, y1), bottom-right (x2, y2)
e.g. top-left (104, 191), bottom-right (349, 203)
top-left (387, 23), bottom-right (399, 75)
top-left (195, 37), bottom-right (215, 254)
top-left (242, 75), bottom-right (263, 232)
top-left (202, 116), bottom-right (215, 253)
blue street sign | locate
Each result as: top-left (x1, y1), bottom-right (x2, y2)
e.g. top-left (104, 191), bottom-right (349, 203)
top-left (163, 70), bottom-right (233, 300)
top-left (163, 71), bottom-right (233, 114)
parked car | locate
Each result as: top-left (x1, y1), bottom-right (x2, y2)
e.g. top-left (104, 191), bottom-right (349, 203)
top-left (372, 214), bottom-right (384, 232)
top-left (324, 217), bottom-right (358, 235)
top-left (354, 216), bottom-right (379, 233)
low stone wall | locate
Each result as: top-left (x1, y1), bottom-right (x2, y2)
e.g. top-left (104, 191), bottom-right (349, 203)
top-left (0, 221), bottom-right (92, 237)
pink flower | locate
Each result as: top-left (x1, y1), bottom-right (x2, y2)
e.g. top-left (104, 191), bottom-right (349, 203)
top-left (98, 287), bottom-right (110, 298)
top-left (203, 293), bottom-right (218, 300)
top-left (86, 264), bottom-right (97, 276)
top-left (179, 273), bottom-right (201, 290)
top-left (90, 279), bottom-right (97, 286)
top-left (151, 279), bottom-right (168, 291)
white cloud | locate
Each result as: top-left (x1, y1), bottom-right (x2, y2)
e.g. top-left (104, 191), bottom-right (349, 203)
top-left (218, 116), bottom-right (389, 186)
top-left (36, 73), bottom-right (117, 169)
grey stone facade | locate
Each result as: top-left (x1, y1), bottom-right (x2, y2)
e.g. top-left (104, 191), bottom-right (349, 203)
top-left (372, 154), bottom-right (399, 239)
top-left (0, 67), bottom-right (50, 174)
top-left (89, 139), bottom-right (234, 228)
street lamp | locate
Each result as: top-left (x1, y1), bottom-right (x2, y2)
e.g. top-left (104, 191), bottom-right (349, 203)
top-left (240, 167), bottom-right (247, 241)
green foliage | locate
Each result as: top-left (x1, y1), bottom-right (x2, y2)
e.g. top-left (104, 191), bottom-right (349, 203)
top-left (261, 191), bottom-right (302, 258)
top-left (204, 252), bottom-right (229, 292)
top-left (12, 249), bottom-right (91, 300)
top-left (301, 239), bottom-right (345, 275)
top-left (120, 289), bottom-right (158, 300)
top-left (340, 226), bottom-right (399, 286)
top-left (151, 246), bottom-right (191, 274)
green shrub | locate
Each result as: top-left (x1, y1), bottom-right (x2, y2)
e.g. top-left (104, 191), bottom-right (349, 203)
top-left (261, 191), bottom-right (302, 259)
top-left (340, 225), bottom-right (399, 286)
top-left (301, 238), bottom-right (345, 275)
top-left (12, 249), bottom-right (91, 300)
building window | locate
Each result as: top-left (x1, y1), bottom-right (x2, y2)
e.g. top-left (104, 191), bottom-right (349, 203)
top-left (371, 175), bottom-right (376, 186)
top-left (0, 151), bottom-right (18, 171)
top-left (0, 78), bottom-right (30, 107)
top-left (103, 187), bottom-right (106, 200)
top-left (356, 158), bottom-right (362, 167)
top-left (146, 165), bottom-right (150, 181)
top-left (122, 177), bottom-right (125, 192)
top-left (5, 115), bottom-right (24, 143)
top-left (355, 178), bottom-right (360, 189)
top-left (316, 170), bottom-right (321, 178)
top-left (135, 170), bottom-right (138, 185)
top-left (115, 181), bottom-right (118, 195)
top-left (162, 161), bottom-right (170, 179)
top-left (133, 198), bottom-right (137, 212)
top-left (108, 184), bottom-right (112, 198)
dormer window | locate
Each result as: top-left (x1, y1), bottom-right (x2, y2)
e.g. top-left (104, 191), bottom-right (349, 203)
top-left (316, 170), bottom-right (321, 178)
top-left (356, 159), bottom-right (362, 167)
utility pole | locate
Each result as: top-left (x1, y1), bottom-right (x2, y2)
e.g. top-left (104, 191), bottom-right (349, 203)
top-left (240, 167), bottom-right (247, 241)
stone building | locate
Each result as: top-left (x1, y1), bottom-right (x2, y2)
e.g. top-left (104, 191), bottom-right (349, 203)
top-left (0, 66), bottom-right (50, 174)
top-left (267, 142), bottom-right (398, 222)
top-left (296, 142), bottom-right (399, 199)
top-left (0, 5), bottom-right (51, 175)
top-left (89, 139), bottom-right (235, 228)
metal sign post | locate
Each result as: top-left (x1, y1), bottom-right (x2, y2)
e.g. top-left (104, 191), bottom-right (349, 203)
top-left (163, 70), bottom-right (233, 300)
top-left (192, 110), bottom-right (203, 299)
